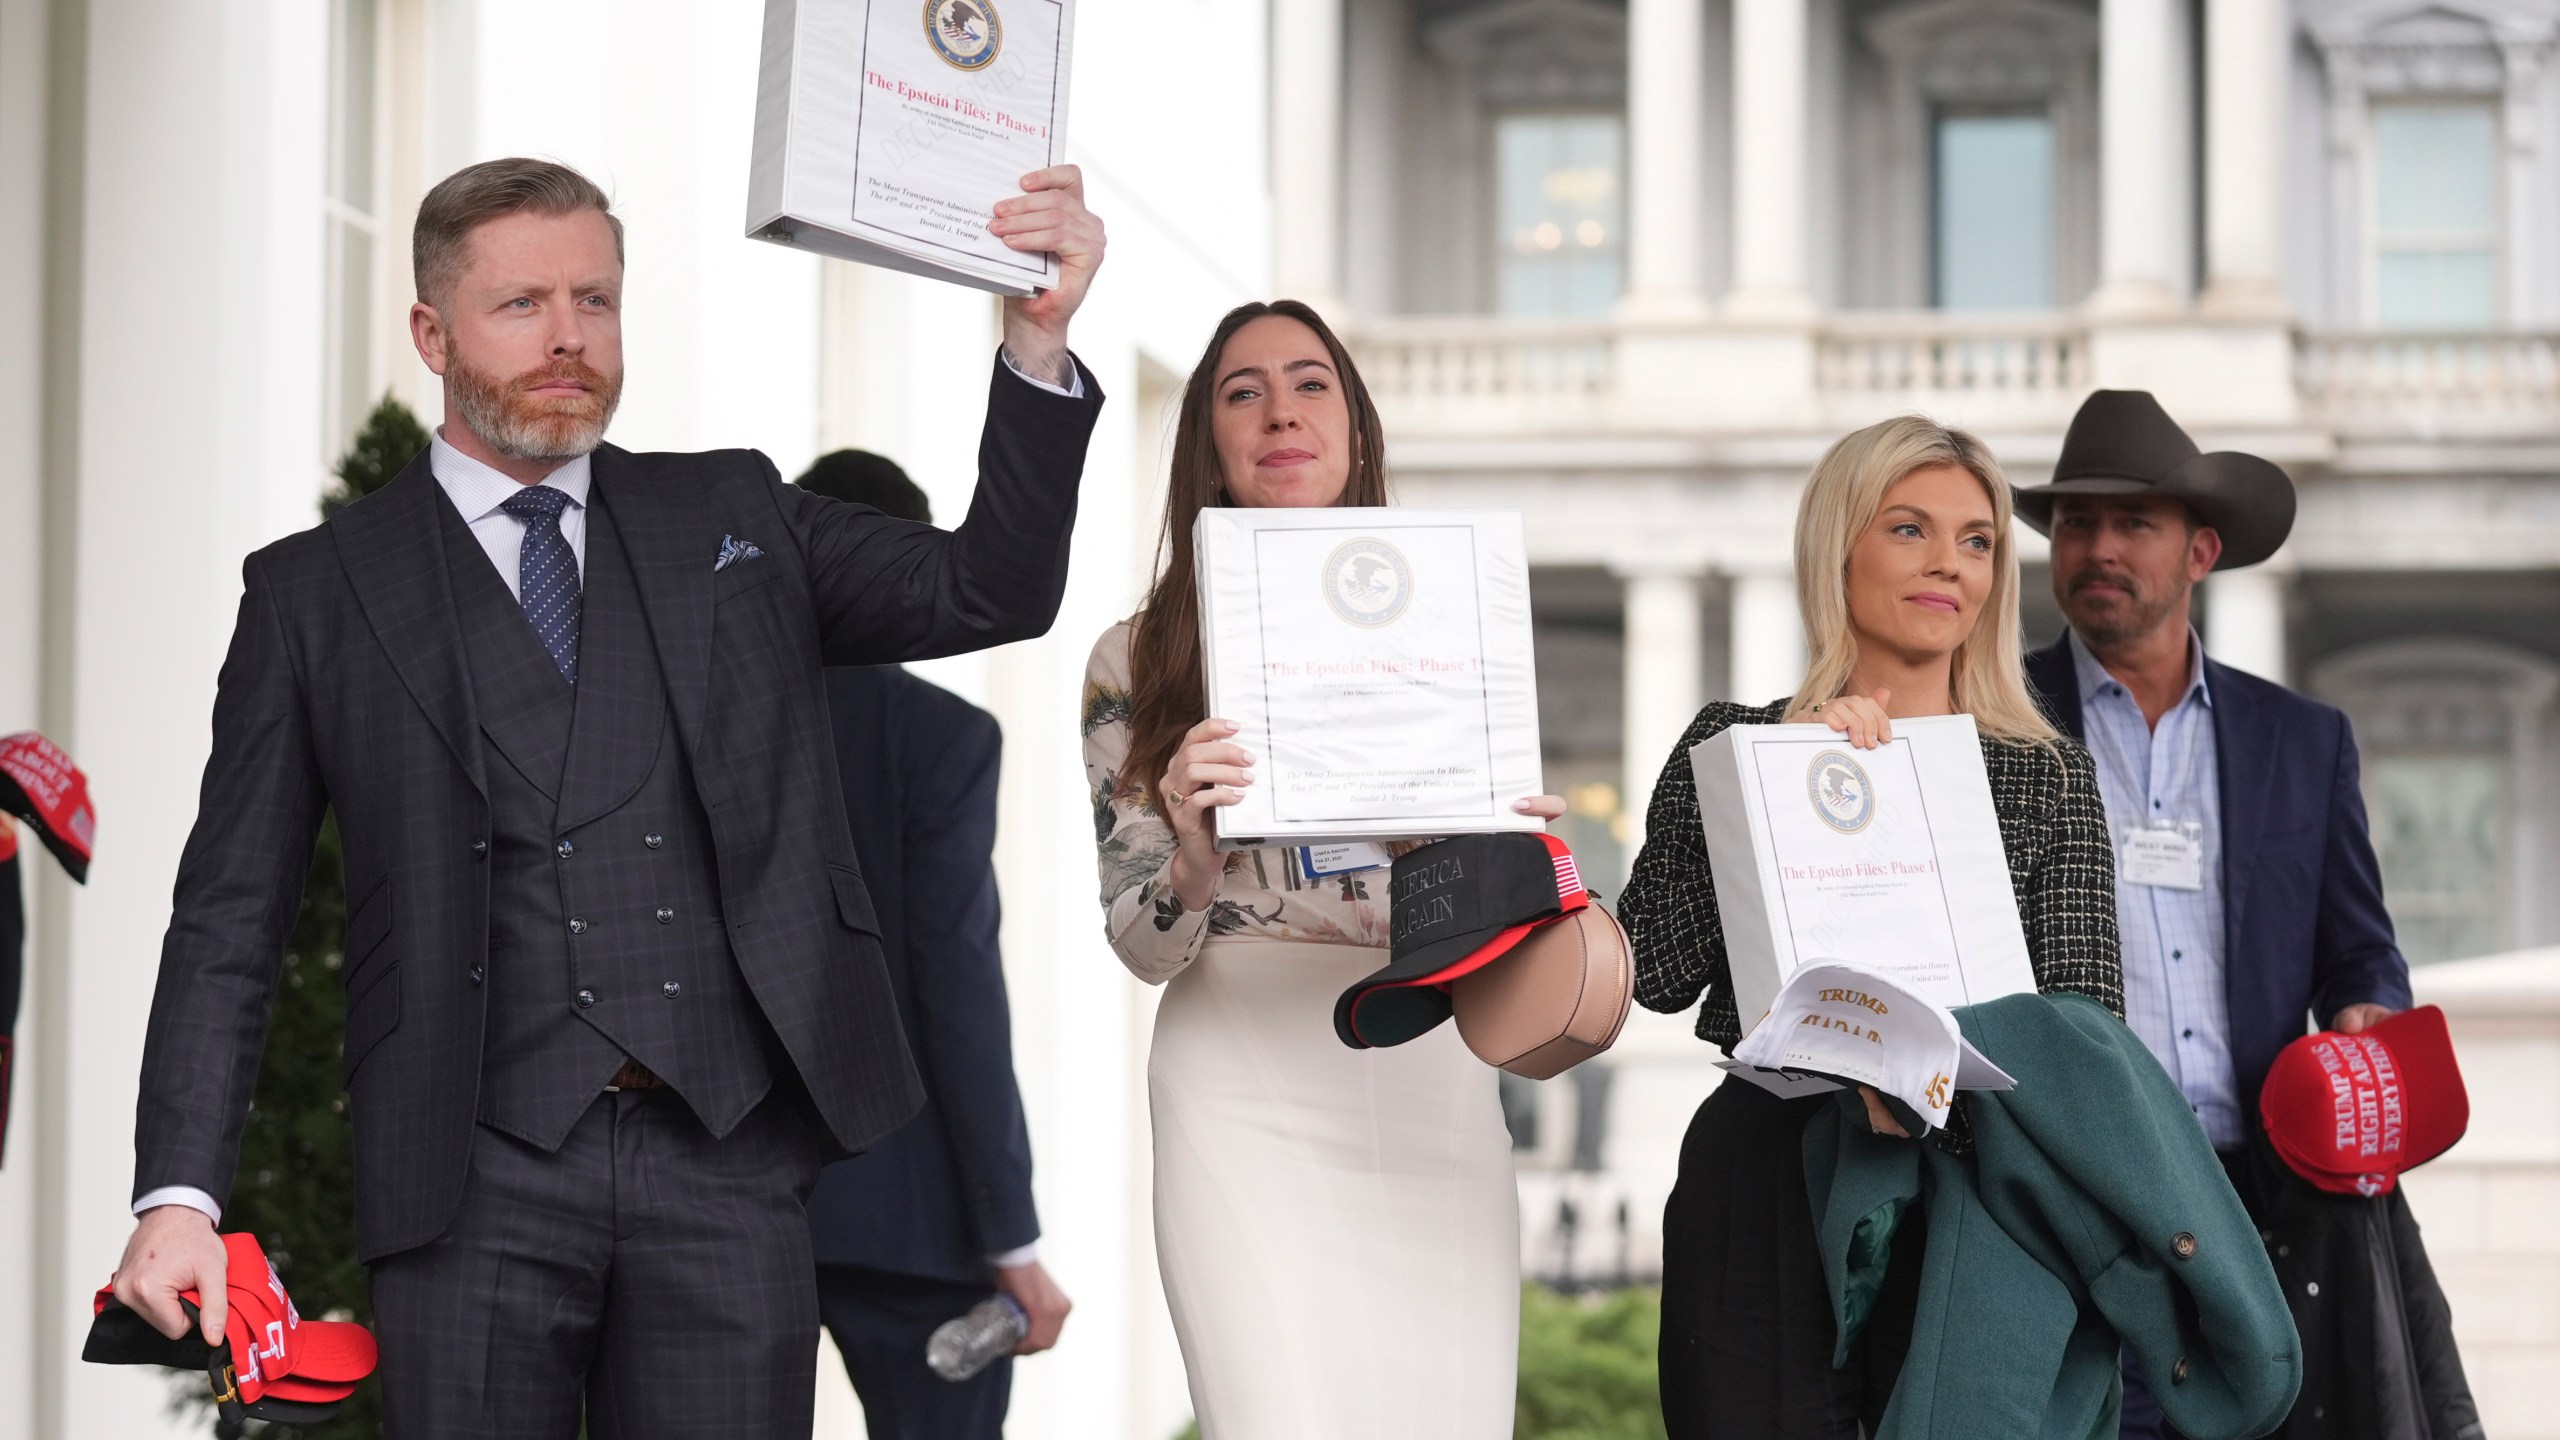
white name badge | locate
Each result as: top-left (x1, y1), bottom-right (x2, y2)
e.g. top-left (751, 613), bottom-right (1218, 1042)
top-left (1300, 842), bottom-right (1393, 878)
top-left (2119, 823), bottom-right (2205, 891)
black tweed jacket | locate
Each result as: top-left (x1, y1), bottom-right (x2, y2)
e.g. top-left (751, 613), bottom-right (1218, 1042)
top-left (1620, 700), bottom-right (2124, 1053)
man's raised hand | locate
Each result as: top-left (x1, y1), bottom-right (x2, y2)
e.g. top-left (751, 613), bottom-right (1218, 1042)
top-left (991, 165), bottom-right (1105, 387)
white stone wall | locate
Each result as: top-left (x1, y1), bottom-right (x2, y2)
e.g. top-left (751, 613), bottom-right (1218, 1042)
top-left (2, 1), bottom-right (334, 1433)
top-left (2402, 947), bottom-right (2560, 1440)
top-left (0, 0), bottom-right (55, 1426)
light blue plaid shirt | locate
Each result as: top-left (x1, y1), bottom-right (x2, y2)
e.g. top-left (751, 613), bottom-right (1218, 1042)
top-left (2071, 630), bottom-right (2243, 1147)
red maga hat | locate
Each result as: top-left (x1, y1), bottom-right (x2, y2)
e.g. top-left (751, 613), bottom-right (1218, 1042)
top-left (0, 730), bottom-right (93, 884)
top-left (85, 1231), bottom-right (377, 1425)
top-left (2259, 1006), bottom-right (2467, 1198)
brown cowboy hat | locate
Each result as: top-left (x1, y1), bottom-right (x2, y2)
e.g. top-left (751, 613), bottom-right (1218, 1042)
top-left (2011, 390), bottom-right (2296, 570)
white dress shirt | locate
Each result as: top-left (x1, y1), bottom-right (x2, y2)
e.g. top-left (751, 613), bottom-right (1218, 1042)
top-left (134, 352), bottom-right (1081, 1228)
top-left (430, 434), bottom-right (593, 595)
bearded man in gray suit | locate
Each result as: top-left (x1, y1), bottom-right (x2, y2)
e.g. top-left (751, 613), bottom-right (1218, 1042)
top-left (110, 156), bottom-right (1105, 1438)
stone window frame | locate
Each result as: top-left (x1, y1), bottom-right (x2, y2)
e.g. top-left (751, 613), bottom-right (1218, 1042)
top-left (1853, 0), bottom-right (2102, 310)
top-left (2309, 0), bottom-right (2560, 329)
top-left (1423, 0), bottom-right (1633, 315)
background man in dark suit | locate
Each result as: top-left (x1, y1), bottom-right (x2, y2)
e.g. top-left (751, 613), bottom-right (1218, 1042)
top-left (792, 449), bottom-right (1067, 1439)
top-left (2014, 391), bottom-right (2417, 1439)
top-left (110, 156), bottom-right (1104, 1438)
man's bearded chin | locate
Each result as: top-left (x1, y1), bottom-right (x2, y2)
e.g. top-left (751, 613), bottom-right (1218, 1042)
top-left (445, 347), bottom-right (624, 462)
top-left (2065, 567), bottom-right (2184, 647)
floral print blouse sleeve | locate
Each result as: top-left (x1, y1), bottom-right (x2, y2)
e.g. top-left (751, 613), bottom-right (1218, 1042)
top-left (1083, 624), bottom-right (1210, 983)
top-left (1082, 623), bottom-right (1402, 979)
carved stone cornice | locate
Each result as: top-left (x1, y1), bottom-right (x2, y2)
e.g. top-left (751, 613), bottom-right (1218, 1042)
top-left (1425, 0), bottom-right (1629, 109)
top-left (2309, 0), bottom-right (2557, 97)
top-left (1862, 0), bottom-right (2098, 104)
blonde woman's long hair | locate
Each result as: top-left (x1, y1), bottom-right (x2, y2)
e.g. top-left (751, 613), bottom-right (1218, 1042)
top-left (1781, 415), bottom-right (2058, 746)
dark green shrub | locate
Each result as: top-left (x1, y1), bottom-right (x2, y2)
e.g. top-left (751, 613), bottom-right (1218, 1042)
top-left (1170, 1283), bottom-right (1667, 1440)
top-left (1516, 1283), bottom-right (1667, 1440)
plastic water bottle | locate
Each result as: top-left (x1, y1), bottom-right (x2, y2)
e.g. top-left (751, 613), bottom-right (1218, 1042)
top-left (926, 1294), bottom-right (1028, 1381)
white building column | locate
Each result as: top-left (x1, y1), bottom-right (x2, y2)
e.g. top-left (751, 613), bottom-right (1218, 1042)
top-left (27, 1), bottom-right (329, 1434)
top-left (0, 0), bottom-right (51, 1431)
top-left (2205, 563), bottom-right (2289, 682)
top-left (1725, 0), bottom-right (1814, 319)
top-left (1271, 0), bottom-right (1345, 313)
top-left (2498, 40), bottom-right (2549, 326)
top-left (2092, 0), bottom-right (2192, 315)
top-left (1624, 0), bottom-right (1710, 318)
top-left (1620, 569), bottom-right (1708, 853)
top-left (2200, 0), bottom-right (2290, 315)
top-left (1728, 566), bottom-right (1806, 707)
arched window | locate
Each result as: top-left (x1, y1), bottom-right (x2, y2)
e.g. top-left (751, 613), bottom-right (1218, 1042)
top-left (2315, 638), bottom-right (2560, 963)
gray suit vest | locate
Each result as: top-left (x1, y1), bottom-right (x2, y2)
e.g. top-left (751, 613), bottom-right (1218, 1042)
top-left (441, 490), bottom-right (777, 1150)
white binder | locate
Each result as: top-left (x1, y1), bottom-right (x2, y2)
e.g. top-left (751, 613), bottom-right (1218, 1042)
top-left (1193, 507), bottom-right (1546, 849)
top-left (748, 0), bottom-right (1074, 295)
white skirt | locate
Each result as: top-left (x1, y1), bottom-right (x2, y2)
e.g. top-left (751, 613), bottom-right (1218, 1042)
top-left (1149, 939), bottom-right (1520, 1440)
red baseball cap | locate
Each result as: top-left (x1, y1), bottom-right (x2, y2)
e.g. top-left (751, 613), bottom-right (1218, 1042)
top-left (0, 730), bottom-right (93, 884)
top-left (86, 1231), bottom-right (377, 1422)
top-left (2259, 1006), bottom-right (2467, 1197)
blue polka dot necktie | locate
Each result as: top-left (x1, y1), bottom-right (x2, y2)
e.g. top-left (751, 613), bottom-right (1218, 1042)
top-left (501, 485), bottom-right (581, 686)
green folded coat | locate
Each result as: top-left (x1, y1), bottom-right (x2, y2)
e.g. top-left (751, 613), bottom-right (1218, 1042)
top-left (1803, 992), bottom-right (2302, 1440)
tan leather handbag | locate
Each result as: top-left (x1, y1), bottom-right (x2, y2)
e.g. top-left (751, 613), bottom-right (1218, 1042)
top-left (1451, 902), bottom-right (1633, 1080)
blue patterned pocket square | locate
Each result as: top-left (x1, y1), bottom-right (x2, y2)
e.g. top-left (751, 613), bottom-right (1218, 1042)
top-left (713, 535), bottom-right (765, 572)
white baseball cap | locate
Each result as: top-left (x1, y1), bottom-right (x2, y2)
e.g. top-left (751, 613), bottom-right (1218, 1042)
top-left (1725, 961), bottom-right (2014, 1132)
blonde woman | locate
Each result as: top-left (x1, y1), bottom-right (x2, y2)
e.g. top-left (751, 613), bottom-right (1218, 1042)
top-left (1080, 301), bottom-right (1561, 1438)
top-left (1617, 416), bottom-right (2123, 1438)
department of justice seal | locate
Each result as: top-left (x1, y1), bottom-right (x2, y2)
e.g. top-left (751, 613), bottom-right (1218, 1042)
top-left (1806, 749), bottom-right (1875, 834)
top-left (925, 0), bottom-right (1003, 71)
top-left (1322, 538), bottom-right (1414, 628)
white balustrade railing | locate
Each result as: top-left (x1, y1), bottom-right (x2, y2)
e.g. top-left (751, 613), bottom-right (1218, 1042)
top-left (1351, 318), bottom-right (1617, 403)
top-left (1353, 313), bottom-right (2090, 411)
top-left (1815, 312), bottom-right (2090, 402)
top-left (2296, 331), bottom-right (2560, 417)
top-left (1352, 315), bottom-right (2560, 427)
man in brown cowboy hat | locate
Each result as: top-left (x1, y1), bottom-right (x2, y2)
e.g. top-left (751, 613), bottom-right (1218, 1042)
top-left (2015, 391), bottom-right (2474, 1439)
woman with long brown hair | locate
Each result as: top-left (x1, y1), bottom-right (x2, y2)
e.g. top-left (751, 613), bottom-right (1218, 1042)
top-left (1618, 415), bottom-right (2123, 1436)
top-left (1080, 301), bottom-right (1558, 1437)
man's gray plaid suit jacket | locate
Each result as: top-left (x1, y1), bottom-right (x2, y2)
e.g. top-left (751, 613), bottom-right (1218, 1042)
top-left (133, 356), bottom-right (1100, 1261)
